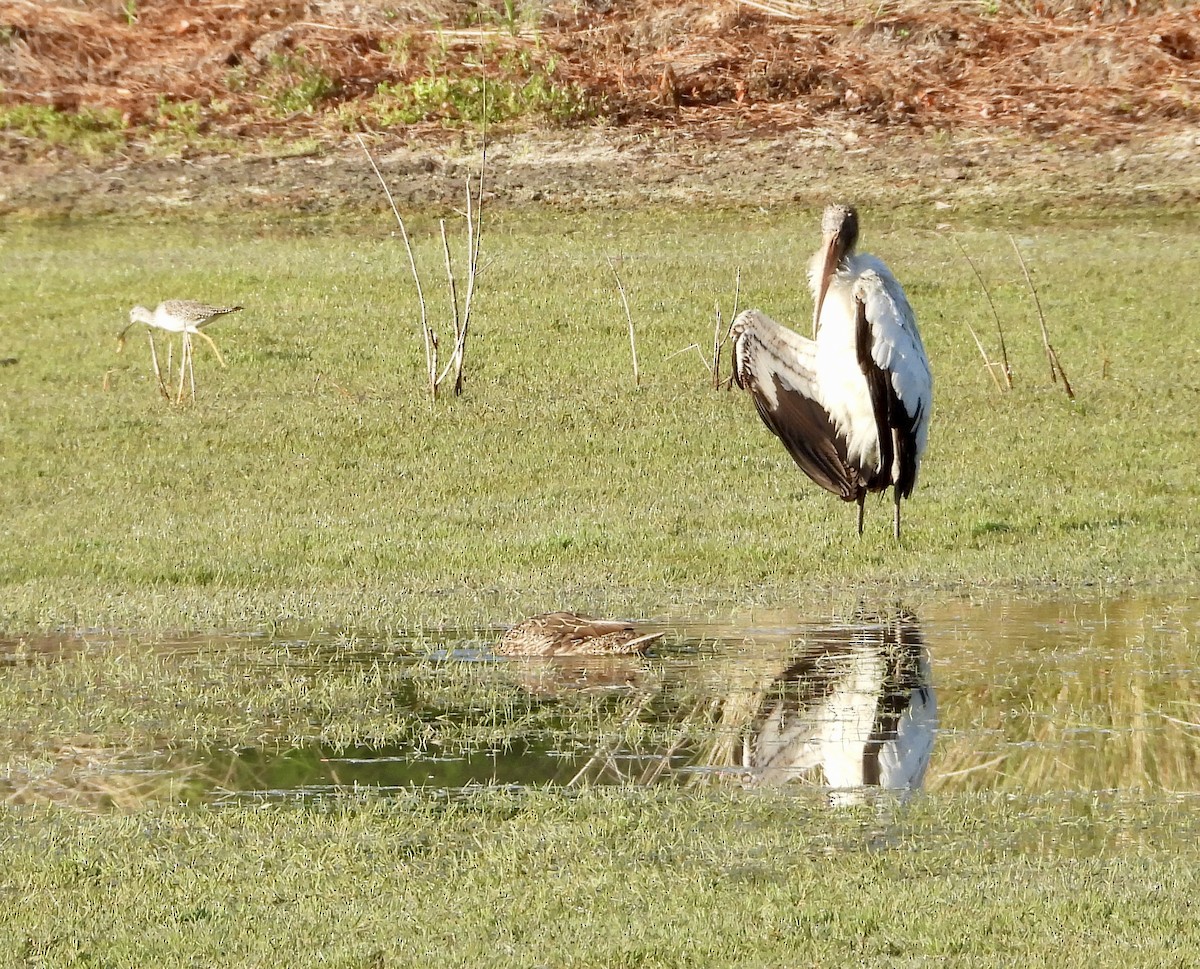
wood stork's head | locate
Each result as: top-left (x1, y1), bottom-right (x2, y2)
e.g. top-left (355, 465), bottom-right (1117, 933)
top-left (813, 203), bottom-right (860, 330)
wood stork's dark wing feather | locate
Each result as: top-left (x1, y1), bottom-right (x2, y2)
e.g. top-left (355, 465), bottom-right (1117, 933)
top-left (891, 401), bottom-right (923, 499)
top-left (853, 272), bottom-right (932, 499)
top-left (854, 293), bottom-right (895, 492)
top-left (731, 310), bottom-right (860, 500)
top-left (756, 376), bottom-right (860, 500)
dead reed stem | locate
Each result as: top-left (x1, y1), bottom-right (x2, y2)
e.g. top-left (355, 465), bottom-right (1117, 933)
top-left (1009, 232), bottom-right (1075, 399)
top-left (440, 73), bottom-right (487, 397)
top-left (952, 235), bottom-right (1011, 391)
top-left (454, 165), bottom-right (485, 397)
top-left (438, 217), bottom-right (461, 364)
top-left (356, 134), bottom-right (436, 398)
top-left (712, 266), bottom-right (741, 390)
top-left (607, 256), bottom-right (640, 387)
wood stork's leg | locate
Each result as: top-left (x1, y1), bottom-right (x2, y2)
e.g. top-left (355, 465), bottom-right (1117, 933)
top-left (193, 328), bottom-right (226, 367)
top-left (147, 331), bottom-right (170, 400)
top-left (894, 491), bottom-right (902, 542)
top-left (857, 494), bottom-right (866, 536)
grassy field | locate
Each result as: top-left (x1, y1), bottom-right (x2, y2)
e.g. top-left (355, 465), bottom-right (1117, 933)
top-left (3, 790), bottom-right (1199, 967)
top-left (3, 205), bottom-right (1198, 633)
top-left (2, 202), bottom-right (1199, 965)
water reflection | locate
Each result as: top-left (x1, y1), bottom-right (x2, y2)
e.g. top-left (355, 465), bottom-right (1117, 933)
top-left (715, 615), bottom-right (935, 802)
top-left (2, 593), bottom-right (1197, 806)
top-left (206, 741), bottom-right (585, 800)
top-left (503, 655), bottom-right (655, 697)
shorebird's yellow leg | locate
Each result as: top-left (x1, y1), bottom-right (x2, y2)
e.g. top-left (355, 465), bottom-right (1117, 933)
top-left (193, 329), bottom-right (226, 367)
top-left (176, 333), bottom-right (190, 404)
top-left (147, 331), bottom-right (170, 400)
top-left (187, 335), bottom-right (197, 401)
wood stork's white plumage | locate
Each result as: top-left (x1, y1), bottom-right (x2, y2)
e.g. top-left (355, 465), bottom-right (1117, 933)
top-left (730, 204), bottom-right (932, 539)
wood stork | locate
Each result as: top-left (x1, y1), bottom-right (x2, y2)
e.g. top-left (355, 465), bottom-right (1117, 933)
top-left (729, 204), bottom-right (932, 540)
top-left (496, 611), bottom-right (664, 657)
top-left (117, 300), bottom-right (240, 402)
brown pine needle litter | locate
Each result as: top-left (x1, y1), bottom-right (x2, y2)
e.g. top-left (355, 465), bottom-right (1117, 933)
top-left (1, 1), bottom-right (1197, 152)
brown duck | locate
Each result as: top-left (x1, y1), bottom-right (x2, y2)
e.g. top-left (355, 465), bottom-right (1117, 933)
top-left (496, 612), bottom-right (664, 657)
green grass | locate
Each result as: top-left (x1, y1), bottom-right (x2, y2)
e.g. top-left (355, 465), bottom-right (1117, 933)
top-left (363, 48), bottom-right (595, 128)
top-left (1, 195), bottom-right (1197, 966)
top-left (367, 70), bottom-right (593, 126)
top-left (263, 52), bottom-right (338, 117)
top-left (1, 207), bottom-right (1198, 633)
top-left (0, 103), bottom-right (126, 156)
top-left (2, 790), bottom-right (1199, 967)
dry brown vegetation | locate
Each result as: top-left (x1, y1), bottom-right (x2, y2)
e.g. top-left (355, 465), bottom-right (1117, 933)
top-left (1, 0), bottom-right (1197, 156)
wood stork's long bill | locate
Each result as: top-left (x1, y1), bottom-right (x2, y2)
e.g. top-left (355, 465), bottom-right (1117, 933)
top-left (812, 202), bottom-right (859, 338)
top-left (730, 203), bottom-right (932, 540)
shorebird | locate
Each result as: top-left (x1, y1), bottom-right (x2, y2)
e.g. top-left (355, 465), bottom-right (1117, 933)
top-left (729, 204), bottom-right (932, 539)
top-left (496, 612), bottom-right (664, 657)
top-left (117, 300), bottom-right (241, 402)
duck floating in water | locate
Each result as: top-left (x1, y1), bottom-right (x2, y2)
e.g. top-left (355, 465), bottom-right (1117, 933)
top-left (496, 612), bottom-right (664, 657)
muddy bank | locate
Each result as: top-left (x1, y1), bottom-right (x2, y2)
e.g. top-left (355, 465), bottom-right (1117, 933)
top-left (3, 123), bottom-right (1199, 220)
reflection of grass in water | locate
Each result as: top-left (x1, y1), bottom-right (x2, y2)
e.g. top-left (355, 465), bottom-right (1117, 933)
top-left (0, 642), bottom-right (683, 781)
top-left (1, 741), bottom-right (203, 810)
top-left (932, 622), bottom-right (1200, 794)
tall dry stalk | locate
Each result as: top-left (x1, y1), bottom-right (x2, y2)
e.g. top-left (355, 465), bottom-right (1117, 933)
top-left (952, 235), bottom-right (1011, 391)
top-left (1009, 233), bottom-right (1074, 400)
top-left (357, 127), bottom-right (485, 400)
top-left (712, 266), bottom-right (741, 390)
top-left (607, 256), bottom-right (641, 387)
top-left (443, 164), bottom-right (485, 397)
top-left (356, 133), bottom-right (436, 396)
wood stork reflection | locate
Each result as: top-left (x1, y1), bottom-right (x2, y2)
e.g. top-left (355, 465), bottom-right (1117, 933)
top-left (735, 614), bottom-right (936, 804)
top-left (730, 204), bottom-right (932, 539)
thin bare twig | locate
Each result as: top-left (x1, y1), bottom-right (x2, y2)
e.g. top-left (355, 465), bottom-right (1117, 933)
top-left (455, 169), bottom-right (484, 396)
top-left (1009, 233), bottom-right (1075, 399)
top-left (711, 266), bottom-right (741, 389)
top-left (952, 235), bottom-right (1011, 391)
top-left (437, 218), bottom-right (461, 382)
top-left (665, 341), bottom-right (714, 373)
top-left (713, 302), bottom-right (724, 388)
top-left (450, 64), bottom-right (487, 398)
top-left (607, 256), bottom-right (640, 387)
top-left (356, 133), bottom-right (435, 397)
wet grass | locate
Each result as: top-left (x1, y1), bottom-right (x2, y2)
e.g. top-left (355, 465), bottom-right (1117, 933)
top-left (0, 603), bottom-right (1196, 962)
top-left (0, 636), bottom-right (659, 759)
top-left (2, 207), bottom-right (1198, 632)
top-left (2, 596), bottom-right (1195, 807)
top-left (3, 789), bottom-right (1200, 967)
